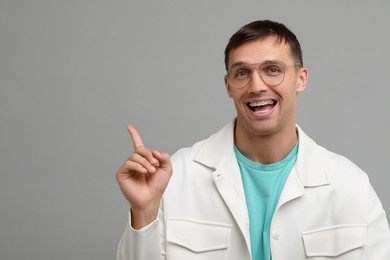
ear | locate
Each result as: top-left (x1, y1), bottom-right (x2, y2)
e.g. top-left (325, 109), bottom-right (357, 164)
top-left (224, 75), bottom-right (233, 98)
top-left (296, 67), bottom-right (308, 94)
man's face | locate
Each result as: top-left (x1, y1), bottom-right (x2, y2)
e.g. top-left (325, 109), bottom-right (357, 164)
top-left (224, 36), bottom-right (308, 138)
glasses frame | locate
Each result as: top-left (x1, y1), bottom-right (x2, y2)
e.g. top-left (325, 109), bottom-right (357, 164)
top-left (226, 62), bottom-right (302, 89)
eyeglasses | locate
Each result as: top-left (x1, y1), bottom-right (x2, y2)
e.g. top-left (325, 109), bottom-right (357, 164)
top-left (226, 61), bottom-right (302, 89)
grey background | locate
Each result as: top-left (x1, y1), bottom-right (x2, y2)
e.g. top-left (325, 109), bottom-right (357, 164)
top-left (1, 0), bottom-right (389, 259)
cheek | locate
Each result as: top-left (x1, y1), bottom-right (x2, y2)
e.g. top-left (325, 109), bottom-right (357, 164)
top-left (274, 88), bottom-right (296, 108)
top-left (228, 88), bottom-right (245, 101)
top-left (283, 91), bottom-right (298, 110)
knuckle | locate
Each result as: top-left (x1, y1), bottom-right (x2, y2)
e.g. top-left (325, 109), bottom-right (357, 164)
top-left (123, 160), bottom-right (145, 174)
top-left (128, 153), bottom-right (152, 169)
top-left (125, 160), bottom-right (133, 167)
top-left (135, 146), bottom-right (148, 153)
top-left (115, 171), bottom-right (121, 180)
top-left (140, 157), bottom-right (151, 167)
top-left (129, 152), bottom-right (139, 159)
top-left (125, 160), bottom-right (138, 170)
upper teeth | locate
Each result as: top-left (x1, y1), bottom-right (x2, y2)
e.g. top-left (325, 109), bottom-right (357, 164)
top-left (249, 100), bottom-right (275, 107)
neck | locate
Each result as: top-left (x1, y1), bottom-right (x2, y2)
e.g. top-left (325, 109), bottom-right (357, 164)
top-left (234, 122), bottom-right (298, 165)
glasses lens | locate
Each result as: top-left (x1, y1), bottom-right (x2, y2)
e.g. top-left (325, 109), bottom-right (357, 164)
top-left (258, 63), bottom-right (285, 86)
top-left (228, 65), bottom-right (252, 89)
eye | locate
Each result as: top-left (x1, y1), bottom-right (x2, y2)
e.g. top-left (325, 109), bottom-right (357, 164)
top-left (262, 65), bottom-right (283, 77)
top-left (233, 68), bottom-right (251, 79)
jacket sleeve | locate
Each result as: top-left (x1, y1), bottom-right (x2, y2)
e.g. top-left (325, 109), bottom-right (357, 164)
top-left (116, 209), bottom-right (166, 260)
top-left (363, 184), bottom-right (390, 259)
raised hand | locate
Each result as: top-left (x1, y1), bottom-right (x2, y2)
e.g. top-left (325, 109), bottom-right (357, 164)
top-left (115, 125), bottom-right (172, 229)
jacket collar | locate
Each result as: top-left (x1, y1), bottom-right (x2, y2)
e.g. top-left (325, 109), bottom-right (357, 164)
top-left (193, 121), bottom-right (236, 169)
top-left (193, 120), bottom-right (330, 188)
top-left (294, 125), bottom-right (330, 187)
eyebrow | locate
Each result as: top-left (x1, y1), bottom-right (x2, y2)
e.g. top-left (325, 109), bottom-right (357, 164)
top-left (229, 60), bottom-right (284, 70)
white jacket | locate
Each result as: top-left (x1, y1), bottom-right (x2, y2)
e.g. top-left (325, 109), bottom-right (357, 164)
top-left (117, 121), bottom-right (390, 260)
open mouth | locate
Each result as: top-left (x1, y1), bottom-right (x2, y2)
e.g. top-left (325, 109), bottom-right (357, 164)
top-left (247, 100), bottom-right (277, 114)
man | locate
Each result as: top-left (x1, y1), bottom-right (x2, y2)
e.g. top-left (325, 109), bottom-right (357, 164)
top-left (115, 20), bottom-right (390, 259)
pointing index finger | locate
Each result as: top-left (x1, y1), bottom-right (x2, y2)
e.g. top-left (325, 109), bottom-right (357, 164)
top-left (127, 124), bottom-right (144, 149)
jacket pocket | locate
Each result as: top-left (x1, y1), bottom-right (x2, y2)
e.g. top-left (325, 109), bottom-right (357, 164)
top-left (166, 218), bottom-right (231, 260)
top-left (301, 225), bottom-right (367, 258)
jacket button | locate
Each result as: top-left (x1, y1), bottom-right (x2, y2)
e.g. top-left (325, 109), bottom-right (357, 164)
top-left (272, 232), bottom-right (280, 240)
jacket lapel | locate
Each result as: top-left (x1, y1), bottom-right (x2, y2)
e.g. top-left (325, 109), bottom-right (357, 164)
top-left (193, 121), bottom-right (252, 256)
top-left (276, 126), bottom-right (331, 210)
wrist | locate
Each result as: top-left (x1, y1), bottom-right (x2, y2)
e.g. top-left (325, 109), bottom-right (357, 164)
top-left (130, 203), bottom-right (159, 230)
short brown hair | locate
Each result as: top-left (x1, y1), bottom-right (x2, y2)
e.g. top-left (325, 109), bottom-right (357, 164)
top-left (224, 20), bottom-right (303, 71)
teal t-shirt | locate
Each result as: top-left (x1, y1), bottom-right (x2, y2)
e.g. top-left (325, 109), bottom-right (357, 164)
top-left (234, 143), bottom-right (298, 260)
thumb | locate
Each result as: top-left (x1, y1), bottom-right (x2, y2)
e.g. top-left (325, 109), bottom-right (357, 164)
top-left (152, 150), bottom-right (172, 173)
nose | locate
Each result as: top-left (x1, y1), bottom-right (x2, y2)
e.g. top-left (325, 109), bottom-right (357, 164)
top-left (247, 69), bottom-right (269, 93)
